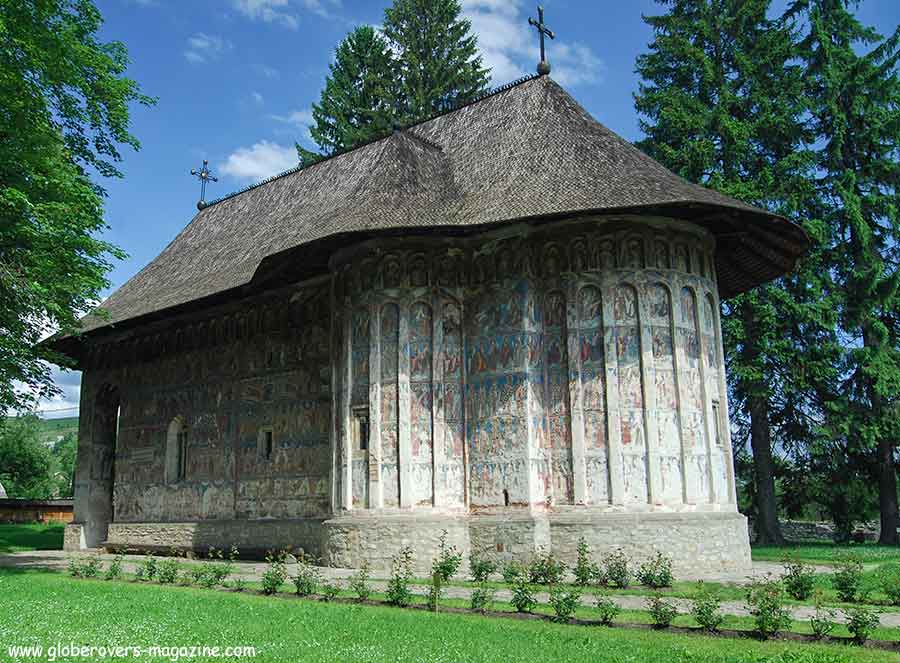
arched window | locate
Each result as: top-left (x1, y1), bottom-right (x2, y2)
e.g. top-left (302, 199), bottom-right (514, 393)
top-left (165, 417), bottom-right (188, 483)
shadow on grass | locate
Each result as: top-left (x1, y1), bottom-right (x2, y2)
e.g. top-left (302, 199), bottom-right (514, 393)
top-left (0, 523), bottom-right (65, 554)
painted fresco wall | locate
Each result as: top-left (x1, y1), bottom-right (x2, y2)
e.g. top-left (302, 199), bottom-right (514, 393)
top-left (76, 287), bottom-right (333, 524)
top-left (334, 216), bottom-right (734, 514)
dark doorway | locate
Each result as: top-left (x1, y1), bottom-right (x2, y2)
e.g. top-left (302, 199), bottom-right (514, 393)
top-left (86, 385), bottom-right (120, 547)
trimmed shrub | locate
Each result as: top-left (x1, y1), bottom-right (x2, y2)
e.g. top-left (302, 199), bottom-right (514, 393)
top-left (510, 576), bottom-right (537, 613)
top-left (469, 555), bottom-right (497, 583)
top-left (844, 604), bottom-right (880, 645)
top-left (528, 548), bottom-right (566, 585)
top-left (104, 553), bottom-right (124, 581)
top-left (781, 556), bottom-right (816, 601)
top-left (809, 591), bottom-right (837, 640)
top-left (690, 581), bottom-right (724, 633)
top-left (877, 562), bottom-right (900, 606)
top-left (501, 560), bottom-right (527, 584)
top-left (595, 592), bottom-right (620, 626)
top-left (602, 549), bottom-right (631, 589)
top-left (156, 558), bottom-right (180, 584)
top-left (292, 554), bottom-right (321, 596)
top-left (68, 555), bottom-right (102, 578)
top-left (573, 537), bottom-right (599, 587)
top-left (549, 585), bottom-right (581, 623)
top-left (433, 530), bottom-right (463, 582)
top-left (261, 551), bottom-right (288, 595)
top-left (386, 546), bottom-right (414, 607)
top-left (832, 554), bottom-right (864, 603)
top-left (348, 561), bottom-right (372, 602)
top-left (636, 551), bottom-right (674, 589)
top-left (746, 575), bottom-right (792, 639)
top-left (134, 554), bottom-right (158, 582)
top-left (647, 593), bottom-right (677, 628)
top-left (470, 584), bottom-right (496, 613)
top-left (320, 579), bottom-right (341, 602)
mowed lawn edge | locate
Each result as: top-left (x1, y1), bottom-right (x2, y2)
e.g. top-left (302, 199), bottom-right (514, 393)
top-left (1, 570), bottom-right (897, 663)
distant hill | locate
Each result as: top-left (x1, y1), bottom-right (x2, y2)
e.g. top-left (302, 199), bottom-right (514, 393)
top-left (36, 417), bottom-right (79, 446)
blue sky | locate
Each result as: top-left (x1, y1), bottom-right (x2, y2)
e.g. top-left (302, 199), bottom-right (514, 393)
top-left (37, 0), bottom-right (899, 417)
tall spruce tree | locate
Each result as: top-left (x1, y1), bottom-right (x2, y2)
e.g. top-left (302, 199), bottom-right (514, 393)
top-left (302, 26), bottom-right (395, 157)
top-left (634, 0), bottom-right (837, 543)
top-left (789, 0), bottom-right (900, 544)
top-left (382, 0), bottom-right (489, 121)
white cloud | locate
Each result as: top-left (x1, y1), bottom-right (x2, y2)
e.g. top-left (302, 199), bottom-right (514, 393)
top-left (270, 109), bottom-right (314, 141)
top-left (231, 0), bottom-right (343, 28)
top-left (251, 91), bottom-right (265, 106)
top-left (461, 0), bottom-right (604, 87)
top-left (219, 141), bottom-right (299, 182)
top-left (184, 33), bottom-right (231, 64)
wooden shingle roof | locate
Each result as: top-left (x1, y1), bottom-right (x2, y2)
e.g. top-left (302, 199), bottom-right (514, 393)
top-left (73, 74), bottom-right (807, 337)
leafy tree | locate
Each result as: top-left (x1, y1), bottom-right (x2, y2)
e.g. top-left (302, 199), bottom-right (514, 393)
top-left (51, 432), bottom-right (77, 497)
top-left (381, 0), bottom-right (489, 121)
top-left (0, 0), bottom-right (153, 412)
top-left (635, 0), bottom-right (834, 544)
top-left (788, 0), bottom-right (900, 543)
top-left (0, 416), bottom-right (56, 499)
top-left (303, 26), bottom-right (395, 157)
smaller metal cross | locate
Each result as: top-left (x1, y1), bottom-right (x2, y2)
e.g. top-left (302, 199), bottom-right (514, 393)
top-left (190, 159), bottom-right (218, 210)
top-left (528, 5), bottom-right (555, 76)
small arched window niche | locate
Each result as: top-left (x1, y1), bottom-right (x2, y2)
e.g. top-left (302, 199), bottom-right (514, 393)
top-left (165, 416), bottom-right (189, 483)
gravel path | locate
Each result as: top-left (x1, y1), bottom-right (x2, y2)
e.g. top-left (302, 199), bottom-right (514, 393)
top-left (2, 550), bottom-right (897, 627)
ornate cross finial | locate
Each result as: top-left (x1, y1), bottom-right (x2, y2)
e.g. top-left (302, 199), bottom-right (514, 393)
top-left (528, 5), bottom-right (555, 76)
top-left (190, 159), bottom-right (218, 210)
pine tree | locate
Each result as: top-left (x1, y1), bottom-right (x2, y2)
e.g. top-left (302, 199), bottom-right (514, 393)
top-left (303, 26), bottom-right (395, 157)
top-left (790, 0), bottom-right (900, 544)
top-left (382, 0), bottom-right (490, 122)
top-left (634, 0), bottom-right (838, 544)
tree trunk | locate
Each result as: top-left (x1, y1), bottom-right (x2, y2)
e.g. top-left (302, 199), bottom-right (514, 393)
top-left (749, 394), bottom-right (785, 545)
top-left (876, 428), bottom-right (899, 545)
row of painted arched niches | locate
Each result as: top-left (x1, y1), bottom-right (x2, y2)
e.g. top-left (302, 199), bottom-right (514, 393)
top-left (337, 229), bottom-right (717, 297)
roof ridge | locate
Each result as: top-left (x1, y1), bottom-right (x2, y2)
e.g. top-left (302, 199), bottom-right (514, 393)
top-left (202, 73), bottom-right (543, 209)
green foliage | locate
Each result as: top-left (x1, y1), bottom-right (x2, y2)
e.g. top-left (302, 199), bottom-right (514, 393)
top-left (230, 576), bottom-right (247, 592)
top-left (303, 0), bottom-right (489, 156)
top-left (809, 591), bottom-right (837, 640)
top-left (432, 529), bottom-right (462, 582)
top-left (690, 582), bottom-right (724, 633)
top-left (134, 553), bottom-right (157, 582)
top-left (386, 545), bottom-right (414, 607)
top-left (548, 585), bottom-right (580, 623)
top-left (781, 557), bottom-right (816, 601)
top-left (156, 558), bottom-right (180, 585)
top-left (527, 548), bottom-right (566, 585)
top-left (636, 552), bottom-right (674, 589)
top-left (292, 553), bottom-right (321, 597)
top-left (594, 592), bottom-right (621, 626)
top-left (877, 563), bottom-right (900, 606)
top-left (67, 555), bottom-right (101, 578)
top-left (320, 579), bottom-right (341, 602)
top-left (348, 561), bottom-right (372, 602)
top-left (602, 549), bottom-right (631, 589)
top-left (469, 554), bottom-right (497, 583)
top-left (843, 604), bottom-right (881, 645)
top-left (573, 537), bottom-right (599, 587)
top-left (305, 25), bottom-right (395, 156)
top-left (261, 551), bottom-right (288, 596)
top-left (647, 593), bottom-right (678, 629)
top-left (0, 416), bottom-right (57, 498)
top-left (510, 576), bottom-right (537, 614)
top-left (746, 575), bottom-right (792, 639)
top-left (469, 583), bottom-right (495, 614)
top-left (501, 559), bottom-right (526, 584)
top-left (104, 553), bottom-right (123, 581)
top-left (833, 554), bottom-right (865, 603)
top-left (382, 0), bottom-right (489, 121)
top-left (0, 0), bottom-right (152, 412)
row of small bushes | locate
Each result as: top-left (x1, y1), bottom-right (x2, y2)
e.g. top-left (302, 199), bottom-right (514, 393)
top-left (781, 553), bottom-right (900, 606)
top-left (470, 537), bottom-right (674, 590)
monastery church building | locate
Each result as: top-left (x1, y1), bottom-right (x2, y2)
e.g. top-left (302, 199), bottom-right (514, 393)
top-left (55, 73), bottom-right (807, 572)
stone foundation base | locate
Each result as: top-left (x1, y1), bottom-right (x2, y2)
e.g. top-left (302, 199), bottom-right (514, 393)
top-left (63, 523), bottom-right (86, 551)
top-left (94, 511), bottom-right (750, 575)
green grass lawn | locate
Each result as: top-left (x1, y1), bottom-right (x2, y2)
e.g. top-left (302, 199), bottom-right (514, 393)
top-left (752, 543), bottom-right (900, 567)
top-left (1, 570), bottom-right (895, 663)
top-left (0, 522), bottom-right (64, 554)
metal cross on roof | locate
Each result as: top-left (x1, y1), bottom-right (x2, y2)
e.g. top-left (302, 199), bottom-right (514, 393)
top-left (190, 159), bottom-right (218, 210)
top-left (528, 5), bottom-right (555, 76)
